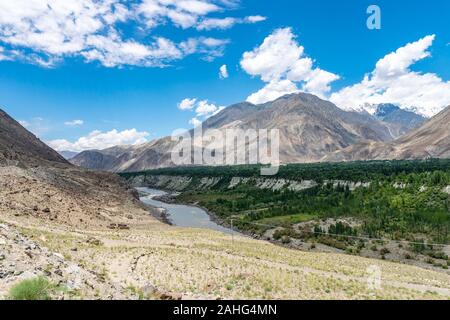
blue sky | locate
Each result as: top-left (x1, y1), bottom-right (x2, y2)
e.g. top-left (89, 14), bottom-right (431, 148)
top-left (0, 0), bottom-right (449, 152)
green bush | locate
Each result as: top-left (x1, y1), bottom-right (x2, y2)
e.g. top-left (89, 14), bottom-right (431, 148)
top-left (8, 277), bottom-right (54, 300)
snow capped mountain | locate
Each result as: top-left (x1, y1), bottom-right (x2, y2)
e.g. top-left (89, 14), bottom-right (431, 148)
top-left (340, 102), bottom-right (433, 119)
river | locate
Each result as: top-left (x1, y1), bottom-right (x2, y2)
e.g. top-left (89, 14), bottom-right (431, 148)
top-left (137, 187), bottom-right (235, 235)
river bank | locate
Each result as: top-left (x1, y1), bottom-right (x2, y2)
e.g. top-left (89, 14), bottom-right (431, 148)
top-left (137, 187), bottom-right (235, 235)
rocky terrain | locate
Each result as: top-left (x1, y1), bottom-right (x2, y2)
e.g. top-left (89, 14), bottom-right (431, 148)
top-left (71, 93), bottom-right (424, 172)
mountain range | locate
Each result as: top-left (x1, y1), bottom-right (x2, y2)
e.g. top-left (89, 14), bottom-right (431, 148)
top-left (71, 93), bottom-right (445, 172)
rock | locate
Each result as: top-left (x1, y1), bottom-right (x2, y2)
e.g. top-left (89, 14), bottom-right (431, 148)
top-left (66, 279), bottom-right (82, 290)
top-left (141, 283), bottom-right (158, 296)
top-left (107, 223), bottom-right (130, 230)
top-left (159, 292), bottom-right (182, 300)
top-left (64, 264), bottom-right (81, 275)
top-left (53, 253), bottom-right (65, 261)
top-left (42, 208), bottom-right (50, 213)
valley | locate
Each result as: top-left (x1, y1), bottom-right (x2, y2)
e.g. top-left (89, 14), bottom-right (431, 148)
top-left (2, 107), bottom-right (450, 300)
top-left (123, 160), bottom-right (450, 273)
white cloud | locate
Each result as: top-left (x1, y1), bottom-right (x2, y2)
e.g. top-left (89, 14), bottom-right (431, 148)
top-left (0, 46), bottom-right (8, 61)
top-left (219, 64), bottom-right (228, 79)
top-left (0, 0), bottom-right (259, 67)
top-left (241, 28), bottom-right (339, 104)
top-left (245, 15), bottom-right (266, 23)
top-left (189, 117), bottom-right (202, 127)
top-left (195, 100), bottom-right (218, 116)
top-left (47, 128), bottom-right (149, 152)
top-left (247, 79), bottom-right (298, 105)
top-left (178, 98), bottom-right (197, 110)
top-left (179, 37), bottom-right (230, 61)
top-left (197, 17), bottom-right (237, 30)
top-left (196, 15), bottom-right (266, 30)
top-left (178, 97), bottom-right (225, 126)
top-left (330, 34), bottom-right (450, 117)
top-left (82, 31), bottom-right (183, 67)
top-left (64, 119), bottom-right (84, 127)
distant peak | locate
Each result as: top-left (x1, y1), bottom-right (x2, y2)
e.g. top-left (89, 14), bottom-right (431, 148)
top-left (374, 103), bottom-right (400, 118)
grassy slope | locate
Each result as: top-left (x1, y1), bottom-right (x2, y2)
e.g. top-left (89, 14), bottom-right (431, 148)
top-left (9, 215), bottom-right (450, 300)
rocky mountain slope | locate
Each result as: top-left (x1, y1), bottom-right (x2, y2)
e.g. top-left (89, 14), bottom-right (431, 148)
top-left (373, 103), bottom-right (426, 137)
top-left (0, 109), bottom-right (68, 166)
top-left (72, 93), bottom-right (419, 172)
top-left (325, 105), bottom-right (450, 162)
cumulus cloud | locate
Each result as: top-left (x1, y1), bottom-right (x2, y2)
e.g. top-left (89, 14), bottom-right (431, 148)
top-left (0, 0), bottom-right (261, 67)
top-left (178, 98), bottom-right (197, 110)
top-left (330, 35), bottom-right (450, 117)
top-left (241, 28), bottom-right (339, 104)
top-left (219, 64), bottom-right (228, 79)
top-left (47, 128), bottom-right (149, 152)
top-left (64, 119), bottom-right (84, 127)
top-left (178, 97), bottom-right (225, 126)
top-left (246, 79), bottom-right (298, 105)
top-left (195, 100), bottom-right (219, 116)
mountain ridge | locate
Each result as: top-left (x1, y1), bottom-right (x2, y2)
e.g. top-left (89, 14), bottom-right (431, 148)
top-left (70, 93), bottom-right (445, 172)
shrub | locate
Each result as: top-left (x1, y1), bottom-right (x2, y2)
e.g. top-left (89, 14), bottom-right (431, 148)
top-left (8, 277), bottom-right (54, 300)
